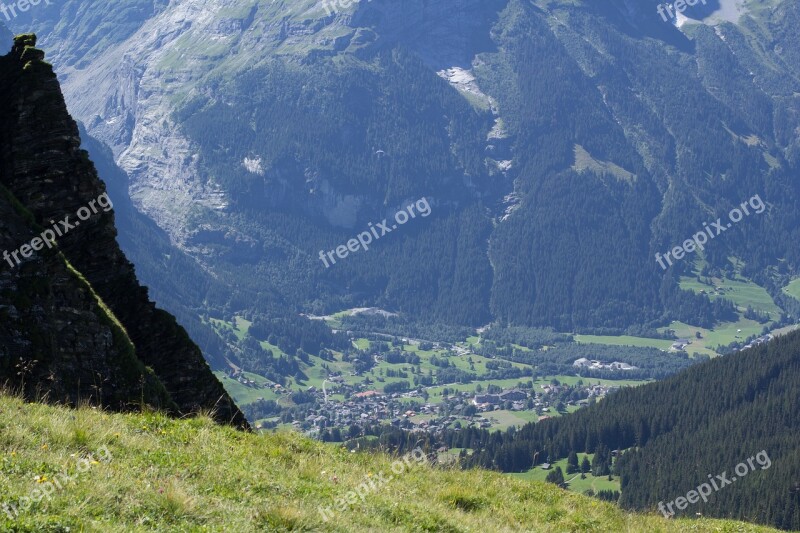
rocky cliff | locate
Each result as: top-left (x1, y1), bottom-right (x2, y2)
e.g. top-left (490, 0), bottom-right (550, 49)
top-left (0, 34), bottom-right (247, 428)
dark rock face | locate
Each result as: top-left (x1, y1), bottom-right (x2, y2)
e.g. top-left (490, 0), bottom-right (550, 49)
top-left (0, 35), bottom-right (248, 429)
top-left (0, 23), bottom-right (9, 54)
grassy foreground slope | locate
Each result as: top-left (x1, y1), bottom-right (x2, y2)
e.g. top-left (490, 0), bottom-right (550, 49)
top-left (0, 395), bottom-right (779, 533)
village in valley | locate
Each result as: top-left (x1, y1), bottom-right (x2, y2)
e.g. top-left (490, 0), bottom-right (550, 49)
top-left (213, 314), bottom-right (650, 437)
top-left (212, 269), bottom-right (798, 440)
top-left (241, 373), bottom-right (620, 437)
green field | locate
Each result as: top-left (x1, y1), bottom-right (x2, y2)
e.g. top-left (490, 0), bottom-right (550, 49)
top-left (574, 334), bottom-right (673, 350)
top-left (680, 275), bottom-right (781, 319)
top-left (213, 370), bottom-right (279, 407)
top-left (353, 338), bottom-right (371, 350)
top-left (510, 453), bottom-right (621, 494)
top-left (0, 394), bottom-right (778, 532)
top-left (479, 409), bottom-right (541, 430)
top-left (207, 315), bottom-right (251, 341)
top-left (665, 319), bottom-right (764, 355)
top-left (573, 331), bottom-right (713, 358)
top-left (782, 278), bottom-right (800, 301)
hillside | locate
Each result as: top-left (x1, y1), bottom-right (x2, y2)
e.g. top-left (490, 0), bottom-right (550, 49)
top-left (0, 392), bottom-right (783, 533)
top-left (451, 328), bottom-right (800, 530)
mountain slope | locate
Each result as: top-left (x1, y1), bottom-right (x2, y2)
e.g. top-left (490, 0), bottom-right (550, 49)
top-left (4, 1), bottom-right (800, 360)
top-left (453, 328), bottom-right (800, 530)
top-left (0, 35), bottom-right (246, 427)
top-left (0, 391), bottom-right (782, 532)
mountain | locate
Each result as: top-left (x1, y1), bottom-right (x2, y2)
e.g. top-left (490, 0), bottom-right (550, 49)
top-left (450, 328), bottom-right (800, 530)
top-left (0, 34), bottom-right (246, 428)
top-left (5, 0), bottom-right (799, 340)
top-left (1, 3), bottom-right (799, 531)
top-left (0, 390), bottom-right (781, 532)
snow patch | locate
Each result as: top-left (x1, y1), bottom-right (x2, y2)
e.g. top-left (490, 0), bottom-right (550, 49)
top-left (437, 67), bottom-right (494, 110)
top-left (243, 157), bottom-right (265, 176)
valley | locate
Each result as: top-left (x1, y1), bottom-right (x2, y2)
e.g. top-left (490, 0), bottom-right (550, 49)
top-left (211, 263), bottom-right (800, 438)
top-left (2, 0), bottom-right (800, 529)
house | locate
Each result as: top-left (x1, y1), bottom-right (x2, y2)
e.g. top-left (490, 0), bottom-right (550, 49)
top-left (473, 394), bottom-right (501, 405)
top-left (573, 357), bottom-right (592, 368)
top-left (671, 338), bottom-right (691, 351)
top-left (573, 358), bottom-right (638, 371)
top-left (607, 361), bottom-right (636, 371)
top-left (500, 390), bottom-right (527, 402)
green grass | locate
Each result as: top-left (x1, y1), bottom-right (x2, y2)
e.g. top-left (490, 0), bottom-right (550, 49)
top-left (0, 393), bottom-right (780, 532)
top-left (422, 375), bottom-right (646, 405)
top-left (510, 454), bottom-right (620, 494)
top-left (573, 144), bottom-right (636, 183)
top-left (212, 371), bottom-right (278, 407)
top-left (572, 330), bottom-right (714, 358)
top-left (207, 316), bottom-right (250, 341)
top-left (479, 409), bottom-right (541, 430)
top-left (658, 272), bottom-right (784, 356)
top-left (771, 324), bottom-right (800, 337)
top-left (666, 319), bottom-right (764, 355)
top-left (679, 276), bottom-right (781, 319)
top-left (565, 471), bottom-right (620, 494)
top-left (353, 338), bottom-right (371, 350)
top-left (573, 335), bottom-right (673, 350)
top-left (782, 278), bottom-right (800, 302)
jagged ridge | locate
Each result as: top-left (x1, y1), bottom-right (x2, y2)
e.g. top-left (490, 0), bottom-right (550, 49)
top-left (0, 34), bottom-right (247, 428)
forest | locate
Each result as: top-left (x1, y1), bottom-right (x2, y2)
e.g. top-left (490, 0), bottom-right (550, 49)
top-left (445, 329), bottom-right (800, 530)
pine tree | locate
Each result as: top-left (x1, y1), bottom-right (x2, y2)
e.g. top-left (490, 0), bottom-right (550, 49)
top-left (567, 451), bottom-right (580, 474)
top-left (545, 466), bottom-right (565, 487)
top-left (581, 456), bottom-right (591, 474)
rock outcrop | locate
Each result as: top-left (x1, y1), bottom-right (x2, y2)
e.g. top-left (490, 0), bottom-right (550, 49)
top-left (0, 35), bottom-right (247, 429)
